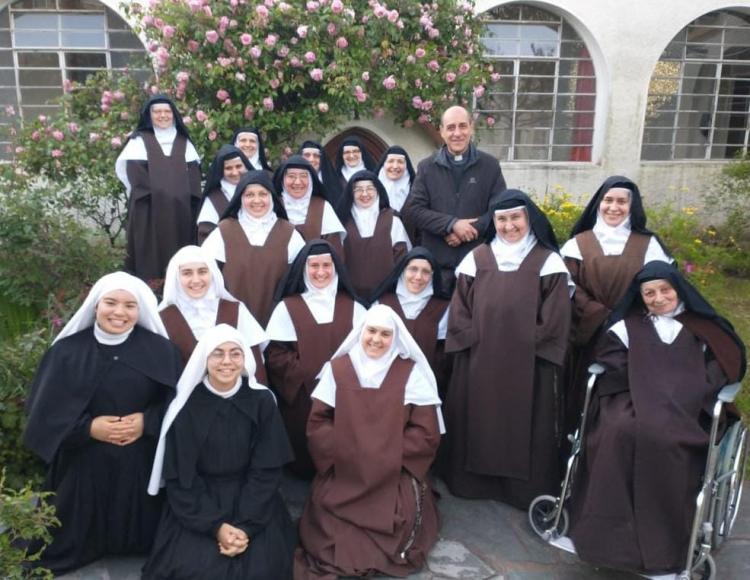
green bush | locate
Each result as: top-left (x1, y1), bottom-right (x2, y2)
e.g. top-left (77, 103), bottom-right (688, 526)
top-left (0, 471), bottom-right (58, 580)
top-left (705, 152), bottom-right (750, 240)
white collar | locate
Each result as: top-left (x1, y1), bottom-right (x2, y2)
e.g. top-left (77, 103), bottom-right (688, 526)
top-left (351, 199), bottom-right (380, 238)
top-left (396, 276), bottom-right (433, 319)
top-left (377, 167), bottom-right (410, 212)
top-left (93, 322), bottom-right (132, 345)
top-left (282, 181), bottom-right (314, 225)
top-left (490, 232), bottom-right (537, 271)
top-left (341, 161), bottom-right (365, 181)
top-left (301, 260), bottom-right (339, 324)
top-left (592, 213), bottom-right (632, 256)
top-left (202, 376), bottom-right (243, 399)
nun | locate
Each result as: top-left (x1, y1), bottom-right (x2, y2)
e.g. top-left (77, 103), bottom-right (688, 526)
top-left (273, 155), bottom-right (346, 256)
top-left (143, 325), bottom-right (296, 580)
top-left (196, 145), bottom-right (253, 244)
top-left (370, 246), bottom-right (451, 396)
top-left (201, 170), bottom-right (305, 326)
top-left (340, 170), bottom-right (412, 302)
top-left (560, 175), bottom-right (672, 433)
top-left (23, 272), bottom-right (182, 575)
top-left (375, 145), bottom-right (416, 213)
top-left (115, 95), bottom-right (201, 281)
top-left (442, 189), bottom-right (573, 508)
top-left (232, 126), bottom-right (273, 174)
top-left (159, 245), bottom-right (268, 383)
top-left (265, 239), bottom-right (366, 478)
top-left (568, 262), bottom-right (745, 576)
top-left (294, 304), bottom-right (443, 579)
top-left (299, 139), bottom-right (343, 205)
top-left (335, 135), bottom-right (376, 190)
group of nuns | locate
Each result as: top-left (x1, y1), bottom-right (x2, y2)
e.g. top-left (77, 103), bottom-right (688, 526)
top-left (23, 96), bottom-right (746, 579)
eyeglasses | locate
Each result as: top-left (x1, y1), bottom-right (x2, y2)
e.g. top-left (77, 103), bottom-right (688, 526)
top-left (285, 171), bottom-right (309, 182)
top-left (405, 265), bottom-right (433, 277)
top-left (208, 348), bottom-right (244, 363)
top-left (353, 186), bottom-right (378, 195)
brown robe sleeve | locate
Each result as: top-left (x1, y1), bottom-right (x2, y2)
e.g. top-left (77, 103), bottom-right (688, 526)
top-left (322, 232), bottom-right (344, 260)
top-left (307, 399), bottom-right (336, 475)
top-left (445, 273), bottom-right (476, 353)
top-left (566, 257), bottom-right (610, 346)
top-left (592, 330), bottom-right (629, 397)
top-left (402, 404), bottom-right (441, 481)
top-left (535, 272), bottom-right (572, 366)
top-left (126, 160), bottom-right (151, 200)
top-left (265, 341), bottom-right (307, 406)
top-left (197, 221), bottom-right (215, 245)
top-left (392, 241), bottom-right (408, 262)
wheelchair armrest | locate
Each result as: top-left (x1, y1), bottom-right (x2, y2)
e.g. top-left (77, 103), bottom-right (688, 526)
top-left (587, 363), bottom-right (605, 376)
top-left (718, 382), bottom-right (742, 403)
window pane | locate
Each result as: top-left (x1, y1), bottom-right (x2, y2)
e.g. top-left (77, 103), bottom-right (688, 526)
top-left (60, 14), bottom-right (104, 30)
top-left (110, 51), bottom-right (139, 68)
top-left (14, 30), bottom-right (58, 47)
top-left (66, 68), bottom-right (98, 83)
top-left (520, 6), bottom-right (559, 22)
top-left (551, 146), bottom-right (591, 161)
top-left (14, 0), bottom-right (56, 8)
top-left (519, 60), bottom-right (555, 75)
top-left (65, 52), bottom-right (106, 67)
top-left (683, 62), bottom-right (716, 77)
top-left (516, 110), bottom-right (553, 127)
top-left (0, 50), bottom-right (12, 66)
top-left (685, 43), bottom-right (721, 58)
top-left (520, 40), bottom-right (556, 57)
top-left (642, 144), bottom-right (672, 160)
top-left (0, 69), bottom-right (15, 85)
top-left (13, 13), bottom-right (57, 29)
top-left (478, 93), bottom-right (513, 110)
top-left (107, 10), bottom-right (131, 31)
top-left (518, 76), bottom-right (555, 93)
top-left (673, 144), bottom-right (707, 158)
top-left (724, 45), bottom-right (750, 60)
top-left (20, 86), bottom-right (62, 104)
top-left (553, 129), bottom-right (593, 145)
top-left (686, 26), bottom-right (722, 43)
top-left (484, 39), bottom-right (518, 57)
top-left (681, 77), bottom-right (716, 94)
top-left (59, 0), bottom-right (104, 9)
top-left (0, 87), bottom-right (18, 104)
top-left (486, 4), bottom-right (520, 20)
top-left (519, 23), bottom-right (558, 42)
top-left (0, 9), bottom-right (9, 29)
top-left (716, 95), bottom-right (750, 113)
top-left (20, 104), bottom-right (60, 120)
top-left (675, 128), bottom-right (708, 145)
top-left (515, 128), bottom-right (550, 145)
top-left (661, 42), bottom-right (684, 59)
top-left (18, 68), bottom-right (61, 86)
top-left (61, 31), bottom-right (105, 48)
top-left (486, 23), bottom-right (518, 39)
top-left (109, 31), bottom-right (144, 49)
top-left (713, 128), bottom-right (749, 146)
top-left (560, 41), bottom-right (587, 58)
top-left (516, 93), bottom-right (553, 110)
top-left (514, 146), bottom-right (549, 160)
top-left (17, 52), bottom-right (58, 67)
top-left (679, 94), bottom-right (713, 111)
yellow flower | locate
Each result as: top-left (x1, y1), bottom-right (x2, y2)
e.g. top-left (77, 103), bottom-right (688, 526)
top-left (682, 206), bottom-right (697, 216)
top-left (693, 238), bottom-right (703, 245)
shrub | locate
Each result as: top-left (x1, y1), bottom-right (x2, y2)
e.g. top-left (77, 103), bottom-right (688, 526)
top-left (705, 152), bottom-right (750, 240)
top-left (0, 471), bottom-right (58, 580)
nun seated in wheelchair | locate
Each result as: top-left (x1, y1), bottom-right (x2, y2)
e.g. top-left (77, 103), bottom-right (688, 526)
top-left (568, 261), bottom-right (746, 577)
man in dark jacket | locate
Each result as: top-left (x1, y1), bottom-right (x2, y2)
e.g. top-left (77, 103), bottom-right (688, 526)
top-left (403, 106), bottom-right (506, 293)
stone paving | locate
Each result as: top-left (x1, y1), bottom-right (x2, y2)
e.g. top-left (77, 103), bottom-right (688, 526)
top-left (57, 477), bottom-right (750, 579)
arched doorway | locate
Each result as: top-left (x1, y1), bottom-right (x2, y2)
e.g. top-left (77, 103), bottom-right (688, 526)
top-left (324, 127), bottom-right (388, 169)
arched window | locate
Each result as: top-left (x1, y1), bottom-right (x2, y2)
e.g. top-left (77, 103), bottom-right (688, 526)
top-left (642, 10), bottom-right (750, 160)
top-left (476, 3), bottom-right (596, 162)
top-left (0, 0), bottom-right (147, 156)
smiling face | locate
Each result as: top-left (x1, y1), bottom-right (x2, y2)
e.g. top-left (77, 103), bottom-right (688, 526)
top-left (352, 180), bottom-right (378, 209)
top-left (235, 132), bottom-right (259, 159)
top-left (150, 103), bottom-right (174, 130)
top-left (283, 168), bottom-right (310, 198)
top-left (302, 148), bottom-right (321, 172)
top-left (440, 106), bottom-right (473, 156)
top-left (640, 279), bottom-right (679, 316)
top-left (179, 262), bottom-right (211, 299)
top-left (494, 208), bottom-right (529, 243)
top-left (361, 324), bottom-right (394, 359)
top-left (306, 254), bottom-right (335, 289)
top-left (599, 187), bottom-right (631, 227)
top-left (206, 341), bottom-right (245, 391)
top-left (384, 154), bottom-right (407, 180)
top-left (95, 289), bottom-right (139, 334)
top-left (403, 258), bottom-right (433, 294)
top-left (342, 145), bottom-right (362, 168)
top-left (242, 183), bottom-right (272, 218)
top-left (223, 156), bottom-right (247, 185)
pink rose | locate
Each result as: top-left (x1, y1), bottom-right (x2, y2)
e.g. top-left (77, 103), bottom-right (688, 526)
top-left (406, 55), bottom-right (415, 64)
top-left (459, 62), bottom-right (470, 74)
top-left (250, 45), bottom-right (262, 59)
top-left (195, 110), bottom-right (207, 122)
top-left (110, 137), bottom-right (122, 148)
top-left (256, 5), bottom-right (269, 17)
top-left (216, 89), bottom-right (230, 101)
top-left (414, 78), bottom-right (422, 88)
top-left (52, 130), bottom-right (64, 141)
top-left (473, 85), bottom-right (486, 98)
top-left (183, 116), bottom-right (192, 124)
top-left (327, 22), bottom-right (337, 36)
top-left (297, 25), bottom-right (308, 38)
top-left (412, 96), bottom-right (423, 109)
top-left (354, 85), bottom-right (367, 103)
top-left (265, 34), bottom-right (278, 47)
top-left (67, 122), bottom-right (79, 134)
top-left (335, 37), bottom-right (348, 49)
top-left (51, 149), bottom-right (64, 158)
top-left (361, 71), bottom-right (370, 81)
top-left (244, 106), bottom-right (255, 120)
top-left (101, 103), bottom-right (110, 112)
top-left (382, 75), bottom-right (396, 90)
top-left (162, 25), bottom-right (175, 39)
top-left (240, 33), bottom-right (252, 45)
top-left (374, 5), bottom-right (387, 18)
top-left (310, 68), bottom-right (323, 81)
top-left (491, 72), bottom-right (501, 83)
top-left (205, 30), bottom-right (219, 44)
top-left (277, 45), bottom-right (289, 57)
top-left (306, 1), bottom-right (319, 11)
top-left (304, 51), bottom-right (316, 63)
top-left (176, 71), bottom-right (189, 83)
top-left (387, 10), bottom-right (399, 23)
top-left (269, 78), bottom-right (280, 89)
top-left (290, 56), bottom-right (301, 67)
top-left (427, 60), bottom-right (439, 72)
top-left (486, 116), bottom-right (496, 127)
top-left (415, 47), bottom-right (426, 58)
top-left (373, 107), bottom-right (385, 119)
top-left (31, 130), bottom-right (40, 141)
top-left (318, 102), bottom-right (329, 113)
top-left (263, 97), bottom-right (274, 110)
top-left (235, 72), bottom-right (246, 81)
top-left (428, 27), bottom-right (439, 39)
top-left (418, 114), bottom-right (430, 124)
top-left (421, 100), bottom-right (433, 111)
top-left (120, 111), bottom-right (129, 120)
top-left (445, 72), bottom-right (456, 83)
top-left (219, 16), bottom-right (229, 32)
top-left (88, 132), bottom-right (100, 143)
top-left (187, 40), bottom-right (200, 53)
top-left (331, 0), bottom-right (343, 13)
top-left (208, 130), bottom-right (218, 141)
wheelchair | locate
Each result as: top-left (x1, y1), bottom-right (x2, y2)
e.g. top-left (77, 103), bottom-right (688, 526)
top-left (527, 364), bottom-right (747, 580)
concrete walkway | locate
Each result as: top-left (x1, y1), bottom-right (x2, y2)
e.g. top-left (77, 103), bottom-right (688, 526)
top-left (57, 477), bottom-right (750, 579)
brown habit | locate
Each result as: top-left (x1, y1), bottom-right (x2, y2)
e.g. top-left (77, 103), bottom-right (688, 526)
top-left (196, 188), bottom-right (230, 245)
top-left (293, 196), bottom-right (344, 257)
top-left (570, 314), bottom-right (732, 574)
top-left (442, 244), bottom-right (570, 508)
top-left (265, 294), bottom-right (354, 478)
top-left (159, 299), bottom-right (267, 384)
top-left (378, 292), bottom-right (451, 397)
top-left (343, 209), bottom-right (408, 301)
top-left (218, 217), bottom-right (294, 327)
top-left (125, 132), bottom-right (201, 281)
top-left (295, 355), bottom-right (440, 579)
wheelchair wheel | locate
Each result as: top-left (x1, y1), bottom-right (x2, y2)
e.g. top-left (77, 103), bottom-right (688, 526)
top-left (687, 553), bottom-right (716, 580)
top-left (528, 494), bottom-right (569, 539)
top-left (713, 425), bottom-right (748, 547)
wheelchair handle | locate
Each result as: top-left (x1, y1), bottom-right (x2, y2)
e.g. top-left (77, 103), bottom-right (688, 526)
top-left (718, 382), bottom-right (742, 403)
top-left (587, 363), bottom-right (605, 375)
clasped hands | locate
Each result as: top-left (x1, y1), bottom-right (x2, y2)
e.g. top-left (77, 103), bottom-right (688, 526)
top-left (445, 218), bottom-right (479, 247)
top-left (90, 413), bottom-right (144, 446)
top-left (217, 523), bottom-right (250, 557)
